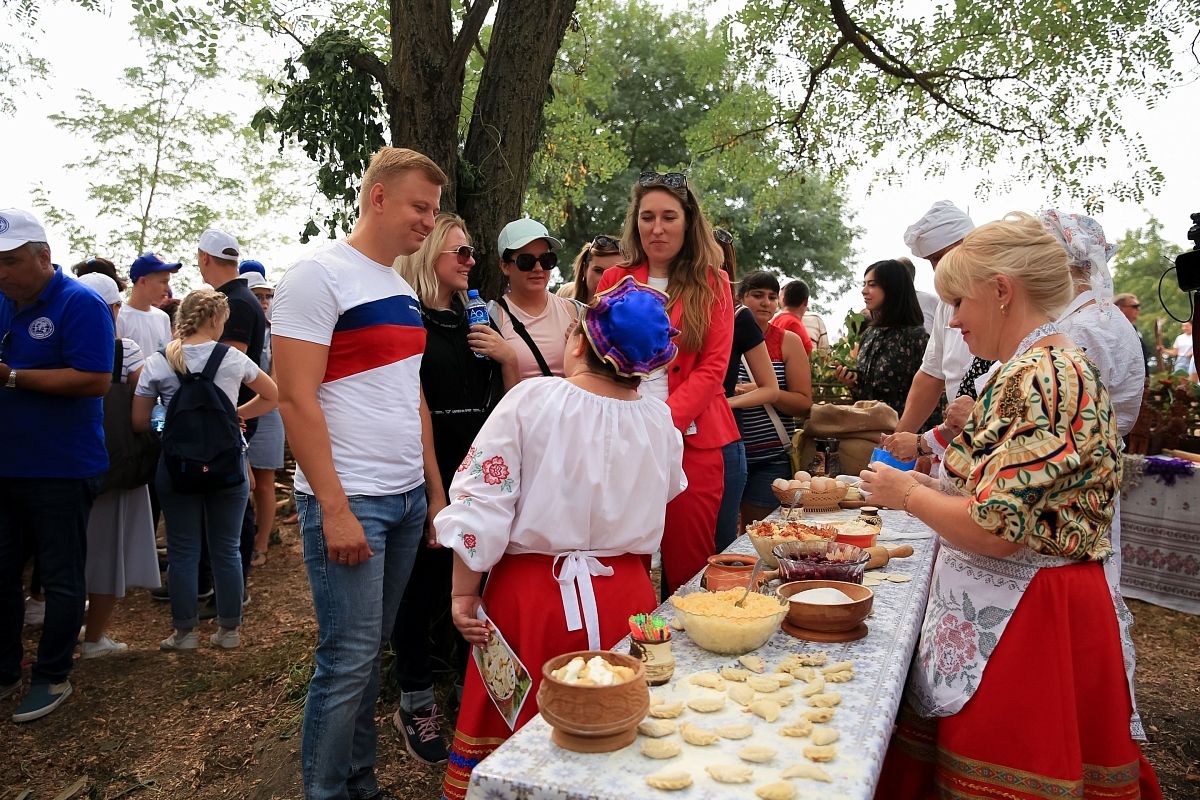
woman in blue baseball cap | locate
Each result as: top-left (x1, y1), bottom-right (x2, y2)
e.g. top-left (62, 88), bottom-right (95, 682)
top-left (435, 276), bottom-right (686, 799)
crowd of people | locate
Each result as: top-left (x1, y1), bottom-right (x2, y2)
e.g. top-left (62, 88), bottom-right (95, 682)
top-left (1, 143), bottom-right (1184, 800)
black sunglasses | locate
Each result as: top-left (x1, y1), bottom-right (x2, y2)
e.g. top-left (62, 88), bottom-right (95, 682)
top-left (714, 228), bottom-right (733, 245)
top-left (441, 245), bottom-right (475, 265)
top-left (505, 252), bottom-right (558, 272)
top-left (638, 171), bottom-right (688, 190)
top-left (590, 234), bottom-right (621, 253)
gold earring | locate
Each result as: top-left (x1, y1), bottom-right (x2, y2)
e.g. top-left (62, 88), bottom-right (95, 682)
top-left (1000, 304), bottom-right (1007, 315)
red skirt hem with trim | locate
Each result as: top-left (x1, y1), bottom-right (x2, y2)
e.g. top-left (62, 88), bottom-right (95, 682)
top-left (875, 561), bottom-right (1162, 800)
top-left (442, 552), bottom-right (655, 800)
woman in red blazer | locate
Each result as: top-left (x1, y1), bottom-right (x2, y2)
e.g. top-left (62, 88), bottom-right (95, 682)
top-left (596, 171), bottom-right (737, 595)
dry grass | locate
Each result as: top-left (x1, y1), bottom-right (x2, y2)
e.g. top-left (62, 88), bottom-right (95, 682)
top-left (2, 525), bottom-right (1196, 798)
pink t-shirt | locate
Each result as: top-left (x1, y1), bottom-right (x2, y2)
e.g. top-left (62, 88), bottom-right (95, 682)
top-left (490, 293), bottom-right (580, 380)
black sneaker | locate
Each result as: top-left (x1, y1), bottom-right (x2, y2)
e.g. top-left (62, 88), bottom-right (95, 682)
top-left (392, 703), bottom-right (448, 765)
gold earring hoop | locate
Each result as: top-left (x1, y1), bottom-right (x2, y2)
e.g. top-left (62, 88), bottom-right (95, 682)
top-left (1000, 303), bottom-right (1007, 315)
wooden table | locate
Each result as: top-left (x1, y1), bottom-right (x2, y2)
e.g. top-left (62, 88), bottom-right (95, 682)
top-left (466, 509), bottom-right (938, 799)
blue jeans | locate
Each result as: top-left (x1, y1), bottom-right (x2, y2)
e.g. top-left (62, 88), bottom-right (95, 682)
top-left (156, 459), bottom-right (249, 630)
top-left (0, 476), bottom-right (100, 685)
top-left (715, 440), bottom-right (747, 552)
top-left (298, 487), bottom-right (427, 800)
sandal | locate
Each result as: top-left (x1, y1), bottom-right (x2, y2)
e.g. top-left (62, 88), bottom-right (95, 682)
top-left (250, 550), bottom-right (268, 568)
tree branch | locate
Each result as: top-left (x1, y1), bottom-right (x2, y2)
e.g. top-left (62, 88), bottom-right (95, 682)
top-left (450, 0), bottom-right (494, 75)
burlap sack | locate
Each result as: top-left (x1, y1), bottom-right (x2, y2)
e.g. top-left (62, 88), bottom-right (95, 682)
top-left (791, 400), bottom-right (899, 476)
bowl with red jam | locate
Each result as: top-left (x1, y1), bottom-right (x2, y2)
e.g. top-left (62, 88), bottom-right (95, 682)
top-left (771, 540), bottom-right (870, 585)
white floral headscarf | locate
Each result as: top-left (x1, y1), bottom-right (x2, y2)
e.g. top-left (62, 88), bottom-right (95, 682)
top-left (1039, 209), bottom-right (1116, 302)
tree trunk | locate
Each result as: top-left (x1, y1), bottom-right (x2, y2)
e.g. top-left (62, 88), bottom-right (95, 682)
top-left (458, 0), bottom-right (578, 299)
top-left (388, 0), bottom-right (464, 203)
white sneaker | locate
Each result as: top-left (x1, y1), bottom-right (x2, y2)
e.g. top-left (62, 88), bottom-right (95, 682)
top-left (80, 636), bottom-right (129, 660)
top-left (23, 597), bottom-right (45, 627)
top-left (160, 630), bottom-right (199, 651)
top-left (210, 627), bottom-right (240, 649)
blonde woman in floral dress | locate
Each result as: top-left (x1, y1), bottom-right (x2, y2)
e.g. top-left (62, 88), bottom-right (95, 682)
top-left (862, 213), bottom-right (1161, 799)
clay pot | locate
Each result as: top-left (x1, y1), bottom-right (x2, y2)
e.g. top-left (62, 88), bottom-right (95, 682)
top-left (702, 554), bottom-right (759, 591)
top-left (538, 650), bottom-right (649, 753)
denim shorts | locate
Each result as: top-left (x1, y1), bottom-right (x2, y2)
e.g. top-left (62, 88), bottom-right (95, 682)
top-left (742, 453), bottom-right (792, 508)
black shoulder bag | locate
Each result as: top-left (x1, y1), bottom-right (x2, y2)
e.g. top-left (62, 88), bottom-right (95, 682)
top-left (496, 297), bottom-right (554, 377)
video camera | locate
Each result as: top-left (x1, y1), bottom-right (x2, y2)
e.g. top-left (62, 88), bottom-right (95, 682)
top-left (1177, 212), bottom-right (1200, 294)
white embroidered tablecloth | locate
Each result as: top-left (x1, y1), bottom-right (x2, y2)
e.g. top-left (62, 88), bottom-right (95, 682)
top-left (466, 509), bottom-right (937, 799)
top-left (1119, 456), bottom-right (1200, 615)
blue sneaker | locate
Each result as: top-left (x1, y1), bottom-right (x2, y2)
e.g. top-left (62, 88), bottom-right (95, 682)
top-left (12, 680), bottom-right (73, 723)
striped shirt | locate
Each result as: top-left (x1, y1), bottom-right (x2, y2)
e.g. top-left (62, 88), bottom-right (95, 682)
top-left (735, 325), bottom-right (795, 462)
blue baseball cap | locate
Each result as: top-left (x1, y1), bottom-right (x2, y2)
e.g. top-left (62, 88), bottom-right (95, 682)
top-left (130, 252), bottom-right (181, 282)
top-left (583, 276), bottom-right (679, 378)
top-left (239, 259), bottom-right (266, 277)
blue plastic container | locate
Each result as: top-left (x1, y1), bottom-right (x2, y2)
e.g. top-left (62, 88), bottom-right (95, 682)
top-left (869, 446), bottom-right (916, 471)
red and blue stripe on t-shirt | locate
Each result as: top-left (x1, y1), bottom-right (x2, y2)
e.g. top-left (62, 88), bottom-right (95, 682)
top-left (323, 294), bottom-right (427, 383)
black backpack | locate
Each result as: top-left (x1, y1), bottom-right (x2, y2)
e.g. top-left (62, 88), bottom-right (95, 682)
top-left (160, 343), bottom-right (246, 494)
top-left (101, 340), bottom-right (161, 493)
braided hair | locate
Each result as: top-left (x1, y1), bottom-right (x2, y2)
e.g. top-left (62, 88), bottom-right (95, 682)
top-left (166, 289), bottom-right (229, 373)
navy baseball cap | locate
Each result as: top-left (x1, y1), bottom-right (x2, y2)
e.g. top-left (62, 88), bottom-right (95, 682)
top-left (130, 252), bottom-right (182, 282)
top-left (239, 259), bottom-right (266, 277)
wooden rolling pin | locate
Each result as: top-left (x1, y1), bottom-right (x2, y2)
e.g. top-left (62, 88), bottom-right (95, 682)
top-left (865, 544), bottom-right (913, 570)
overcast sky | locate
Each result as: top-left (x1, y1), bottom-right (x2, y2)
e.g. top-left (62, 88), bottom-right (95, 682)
top-left (3, 1), bottom-right (1196, 335)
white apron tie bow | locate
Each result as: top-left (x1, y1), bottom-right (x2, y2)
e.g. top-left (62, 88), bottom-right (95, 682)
top-left (552, 551), bottom-right (615, 651)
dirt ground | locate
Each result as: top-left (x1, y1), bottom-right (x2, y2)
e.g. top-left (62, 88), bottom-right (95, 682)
top-left (3, 517), bottom-right (1198, 799)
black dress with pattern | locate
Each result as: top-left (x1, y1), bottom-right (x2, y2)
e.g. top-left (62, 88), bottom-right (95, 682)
top-left (852, 324), bottom-right (929, 421)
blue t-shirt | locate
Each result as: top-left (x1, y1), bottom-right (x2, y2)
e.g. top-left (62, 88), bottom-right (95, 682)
top-left (0, 267), bottom-right (115, 478)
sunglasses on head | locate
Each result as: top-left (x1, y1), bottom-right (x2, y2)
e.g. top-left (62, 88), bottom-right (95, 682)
top-left (441, 245), bottom-right (475, 265)
top-left (505, 251), bottom-right (558, 272)
top-left (590, 234), bottom-right (621, 253)
top-left (638, 171), bottom-right (688, 190)
top-left (714, 228), bottom-right (733, 245)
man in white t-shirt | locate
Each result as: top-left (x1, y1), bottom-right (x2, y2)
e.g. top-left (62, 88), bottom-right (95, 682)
top-left (1168, 321), bottom-right (1193, 375)
top-left (271, 147), bottom-right (449, 800)
top-left (117, 252), bottom-right (178, 357)
top-left (895, 200), bottom-right (976, 435)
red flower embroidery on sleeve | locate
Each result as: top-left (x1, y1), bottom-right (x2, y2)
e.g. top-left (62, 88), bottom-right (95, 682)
top-left (481, 456), bottom-right (510, 486)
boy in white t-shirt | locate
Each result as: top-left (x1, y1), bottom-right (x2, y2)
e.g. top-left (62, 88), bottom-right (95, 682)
top-left (271, 147), bottom-right (450, 800)
top-left (117, 252), bottom-right (179, 357)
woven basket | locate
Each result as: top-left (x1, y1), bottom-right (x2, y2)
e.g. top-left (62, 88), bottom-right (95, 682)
top-left (801, 485), bottom-right (848, 512)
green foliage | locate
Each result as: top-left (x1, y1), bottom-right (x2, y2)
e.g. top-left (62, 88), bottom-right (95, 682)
top-left (526, 0), bottom-right (856, 301)
top-left (32, 24), bottom-right (305, 279)
top-left (1111, 217), bottom-right (1191, 351)
top-left (727, 0), bottom-right (1194, 211)
top-left (253, 29), bottom-right (387, 241)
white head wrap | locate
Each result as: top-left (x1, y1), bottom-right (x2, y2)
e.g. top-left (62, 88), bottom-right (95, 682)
top-left (1038, 209), bottom-right (1116, 302)
top-left (903, 201), bottom-right (975, 259)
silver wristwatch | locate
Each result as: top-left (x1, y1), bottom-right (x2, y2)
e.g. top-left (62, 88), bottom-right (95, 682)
top-left (4, 369), bottom-right (16, 389)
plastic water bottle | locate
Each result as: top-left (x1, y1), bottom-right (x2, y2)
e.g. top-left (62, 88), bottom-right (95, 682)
top-left (466, 289), bottom-right (489, 360)
top-left (151, 403), bottom-right (167, 434)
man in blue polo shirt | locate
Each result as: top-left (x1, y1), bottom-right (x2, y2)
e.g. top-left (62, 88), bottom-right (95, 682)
top-left (0, 208), bottom-right (114, 723)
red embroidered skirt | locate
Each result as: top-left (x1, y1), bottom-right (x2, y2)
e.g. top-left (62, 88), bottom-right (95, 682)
top-left (876, 561), bottom-right (1162, 800)
top-left (442, 552), bottom-right (655, 800)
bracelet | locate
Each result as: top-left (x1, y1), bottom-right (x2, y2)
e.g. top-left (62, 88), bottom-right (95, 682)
top-left (901, 482), bottom-right (920, 516)
top-left (931, 425), bottom-right (950, 448)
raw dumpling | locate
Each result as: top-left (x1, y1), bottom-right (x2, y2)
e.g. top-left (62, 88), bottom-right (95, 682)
top-left (886, 573), bottom-right (913, 583)
top-left (649, 701), bottom-right (685, 719)
top-left (779, 719), bottom-right (813, 738)
top-left (640, 738), bottom-right (682, 759)
top-left (720, 666), bottom-right (751, 682)
top-left (755, 781), bottom-right (796, 800)
top-left (738, 745), bottom-right (778, 763)
top-left (796, 652), bottom-right (828, 666)
top-left (804, 744), bottom-right (837, 762)
top-left (645, 769), bottom-right (692, 791)
top-left (799, 675), bottom-right (825, 697)
top-left (762, 690), bottom-right (794, 707)
top-left (728, 683), bottom-right (756, 706)
top-left (715, 722), bottom-right (754, 740)
top-left (706, 764), bottom-right (754, 784)
top-left (825, 670), bottom-right (854, 683)
top-left (808, 692), bottom-right (842, 708)
top-left (802, 708), bottom-right (836, 723)
top-left (638, 719), bottom-right (676, 738)
top-left (738, 655), bottom-right (767, 673)
top-left (687, 695), bottom-right (726, 713)
top-left (680, 722), bottom-right (719, 746)
top-left (747, 675), bottom-right (781, 693)
top-left (774, 671), bottom-right (796, 687)
top-left (650, 694), bottom-right (665, 706)
top-left (789, 666), bottom-right (817, 681)
top-left (822, 661), bottom-right (853, 675)
top-left (776, 654), bottom-right (803, 672)
top-left (782, 763), bottom-right (832, 782)
top-left (689, 672), bottom-right (726, 691)
top-left (811, 727), bottom-right (840, 746)
top-left (748, 699), bottom-right (781, 723)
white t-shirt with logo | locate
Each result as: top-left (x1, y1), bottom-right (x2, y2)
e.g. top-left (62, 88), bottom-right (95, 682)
top-left (271, 240), bottom-right (427, 497)
top-left (117, 304), bottom-right (173, 358)
top-left (135, 341), bottom-right (260, 407)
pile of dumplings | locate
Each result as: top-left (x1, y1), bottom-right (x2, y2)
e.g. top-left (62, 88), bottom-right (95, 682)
top-left (635, 651), bottom-right (858, 797)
